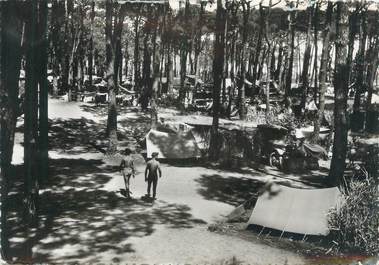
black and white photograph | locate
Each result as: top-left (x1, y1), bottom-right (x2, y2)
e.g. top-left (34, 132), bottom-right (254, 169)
top-left (0, 0), bottom-right (378, 264)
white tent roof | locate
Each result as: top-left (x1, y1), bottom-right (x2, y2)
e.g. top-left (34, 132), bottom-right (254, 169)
top-left (146, 129), bottom-right (201, 159)
top-left (248, 185), bottom-right (341, 235)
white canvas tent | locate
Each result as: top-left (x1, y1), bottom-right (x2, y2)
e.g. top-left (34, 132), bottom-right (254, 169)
top-left (247, 185), bottom-right (341, 236)
top-left (146, 129), bottom-right (201, 159)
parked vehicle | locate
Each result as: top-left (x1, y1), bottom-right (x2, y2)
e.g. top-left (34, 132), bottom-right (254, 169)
top-left (269, 131), bottom-right (327, 172)
top-left (254, 124), bottom-right (327, 172)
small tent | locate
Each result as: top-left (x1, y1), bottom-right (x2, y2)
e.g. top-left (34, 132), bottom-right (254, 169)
top-left (247, 185), bottom-right (341, 236)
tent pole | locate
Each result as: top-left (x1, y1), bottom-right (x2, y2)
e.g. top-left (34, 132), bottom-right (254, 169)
top-left (279, 230), bottom-right (285, 239)
top-left (302, 234), bottom-right (307, 241)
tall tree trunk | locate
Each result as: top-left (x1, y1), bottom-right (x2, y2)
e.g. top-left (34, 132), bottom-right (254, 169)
top-left (189, 39), bottom-right (194, 75)
top-left (227, 29), bottom-right (237, 118)
top-left (194, 2), bottom-right (205, 89)
top-left (0, 2), bottom-right (23, 260)
top-left (113, 4), bottom-right (126, 89)
top-left (119, 52), bottom-right (123, 84)
top-left (347, 4), bottom-right (359, 84)
top-left (312, 3), bottom-right (319, 98)
top-left (300, 6), bottom-right (313, 110)
top-left (252, 4), bottom-right (264, 83)
top-left (209, 0), bottom-right (225, 160)
top-left (66, 0), bottom-right (75, 101)
top-left (166, 43), bottom-right (173, 94)
top-left (179, 0), bottom-right (190, 104)
top-left (133, 15), bottom-right (141, 93)
top-left (257, 46), bottom-right (267, 81)
top-left (37, 0), bottom-right (49, 184)
top-left (222, 16), bottom-right (228, 104)
top-left (62, 1), bottom-right (71, 97)
top-left (365, 14), bottom-right (379, 128)
top-left (159, 43), bottom-right (164, 96)
top-left (51, 0), bottom-right (64, 95)
top-left (275, 42), bottom-right (283, 81)
top-left (238, 1), bottom-right (250, 120)
top-left (270, 43), bottom-right (276, 78)
top-left (151, 9), bottom-right (160, 129)
top-left (353, 7), bottom-right (368, 112)
top-left (173, 47), bottom-right (177, 77)
top-left (284, 4), bottom-right (296, 99)
top-left (329, 2), bottom-right (349, 186)
top-left (365, 39), bottom-right (379, 115)
top-left (247, 49), bottom-right (253, 77)
top-left (124, 40), bottom-right (129, 79)
top-left (265, 0), bottom-right (273, 120)
top-left (24, 0), bottom-right (40, 236)
top-left (106, 0), bottom-right (117, 154)
top-left (179, 41), bottom-right (188, 104)
top-left (88, 1), bottom-right (95, 86)
top-left (314, 2), bottom-right (333, 140)
top-left (141, 22), bottom-right (152, 110)
top-left (280, 46), bottom-right (288, 94)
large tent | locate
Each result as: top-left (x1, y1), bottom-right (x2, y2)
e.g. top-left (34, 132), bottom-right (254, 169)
top-left (146, 128), bottom-right (202, 159)
top-left (247, 185), bottom-right (341, 236)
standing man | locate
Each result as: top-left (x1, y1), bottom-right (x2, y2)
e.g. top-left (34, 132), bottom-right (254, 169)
top-left (145, 152), bottom-right (162, 199)
top-left (120, 148), bottom-right (135, 198)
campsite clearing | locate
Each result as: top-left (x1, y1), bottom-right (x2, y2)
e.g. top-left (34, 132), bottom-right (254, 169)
top-left (8, 99), bottom-right (373, 265)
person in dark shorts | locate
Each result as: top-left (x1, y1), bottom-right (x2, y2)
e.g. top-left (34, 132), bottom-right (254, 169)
top-left (144, 152), bottom-right (162, 199)
top-left (119, 148), bottom-right (135, 198)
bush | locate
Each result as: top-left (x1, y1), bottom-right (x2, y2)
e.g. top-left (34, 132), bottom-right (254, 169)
top-left (328, 180), bottom-right (379, 256)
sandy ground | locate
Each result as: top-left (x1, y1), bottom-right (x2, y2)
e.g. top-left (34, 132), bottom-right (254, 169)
top-left (10, 98), bottom-right (314, 264)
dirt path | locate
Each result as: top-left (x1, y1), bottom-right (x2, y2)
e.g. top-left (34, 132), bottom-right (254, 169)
top-left (12, 98), bottom-right (309, 264)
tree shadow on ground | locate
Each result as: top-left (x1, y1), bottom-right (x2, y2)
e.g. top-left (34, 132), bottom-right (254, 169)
top-left (118, 114), bottom-right (152, 153)
top-left (79, 104), bottom-right (109, 117)
top-left (195, 174), bottom-right (265, 207)
top-left (250, 164), bottom-right (330, 188)
top-left (49, 117), bottom-right (106, 154)
top-left (7, 157), bottom-right (205, 263)
top-left (49, 117), bottom-right (133, 155)
top-left (118, 113), bottom-right (151, 134)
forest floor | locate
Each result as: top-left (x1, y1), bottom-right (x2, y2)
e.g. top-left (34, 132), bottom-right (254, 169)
top-left (8, 97), bottom-right (372, 264)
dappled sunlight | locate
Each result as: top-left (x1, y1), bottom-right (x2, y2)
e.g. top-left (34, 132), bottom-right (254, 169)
top-left (196, 174), bottom-right (265, 207)
top-left (49, 117), bottom-right (107, 155)
top-left (31, 188), bottom-right (206, 263)
top-left (6, 155), bottom-right (207, 263)
top-left (250, 163), bottom-right (330, 188)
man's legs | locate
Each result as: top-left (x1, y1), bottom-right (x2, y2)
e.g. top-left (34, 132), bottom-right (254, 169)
top-left (147, 178), bottom-right (152, 197)
top-left (123, 173), bottom-right (128, 190)
top-left (123, 173), bottom-right (131, 197)
top-left (126, 175), bottom-right (131, 197)
top-left (152, 176), bottom-right (158, 198)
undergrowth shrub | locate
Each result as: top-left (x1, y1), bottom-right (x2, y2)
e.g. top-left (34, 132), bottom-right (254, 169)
top-left (328, 180), bottom-right (379, 256)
